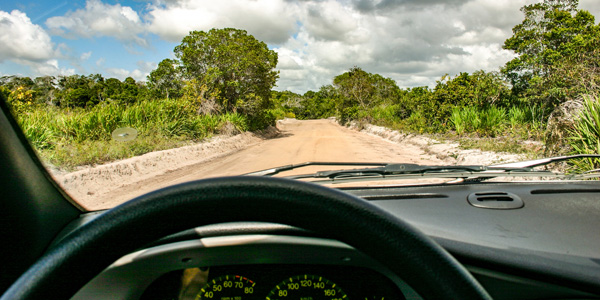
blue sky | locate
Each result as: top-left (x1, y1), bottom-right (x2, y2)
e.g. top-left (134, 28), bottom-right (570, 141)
top-left (1, 0), bottom-right (600, 93)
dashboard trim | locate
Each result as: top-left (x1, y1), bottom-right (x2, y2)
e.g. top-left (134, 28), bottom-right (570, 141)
top-left (72, 235), bottom-right (421, 300)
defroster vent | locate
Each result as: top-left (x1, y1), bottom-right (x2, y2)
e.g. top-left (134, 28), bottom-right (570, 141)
top-left (467, 191), bottom-right (524, 209)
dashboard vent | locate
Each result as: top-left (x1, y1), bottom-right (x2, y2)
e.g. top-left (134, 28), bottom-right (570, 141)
top-left (467, 191), bottom-right (524, 209)
top-left (531, 189), bottom-right (600, 194)
top-left (362, 193), bottom-right (448, 201)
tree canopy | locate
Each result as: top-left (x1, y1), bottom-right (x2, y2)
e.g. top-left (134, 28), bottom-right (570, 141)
top-left (147, 59), bottom-right (182, 100)
top-left (174, 28), bottom-right (279, 114)
top-left (503, 0), bottom-right (600, 106)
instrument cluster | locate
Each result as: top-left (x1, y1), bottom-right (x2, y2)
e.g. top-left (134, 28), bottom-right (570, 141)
top-left (140, 264), bottom-right (406, 300)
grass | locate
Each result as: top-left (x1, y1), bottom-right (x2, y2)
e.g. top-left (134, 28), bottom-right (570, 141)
top-left (365, 103), bottom-right (548, 156)
top-left (12, 98), bottom-right (249, 170)
top-left (454, 134), bottom-right (544, 157)
top-left (568, 95), bottom-right (600, 171)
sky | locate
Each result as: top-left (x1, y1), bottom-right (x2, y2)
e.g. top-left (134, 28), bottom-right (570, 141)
top-left (1, 0), bottom-right (600, 94)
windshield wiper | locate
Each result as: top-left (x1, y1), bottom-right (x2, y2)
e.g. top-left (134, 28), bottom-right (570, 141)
top-left (285, 163), bottom-right (539, 180)
top-left (243, 162), bottom-right (388, 176)
top-left (244, 155), bottom-right (600, 183)
top-left (491, 154), bottom-right (600, 168)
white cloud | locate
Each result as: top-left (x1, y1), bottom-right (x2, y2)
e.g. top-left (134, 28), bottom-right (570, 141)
top-left (106, 61), bottom-right (154, 81)
top-left (146, 0), bottom-right (298, 44)
top-left (0, 10), bottom-right (57, 62)
top-left (0, 10), bottom-right (76, 77)
top-left (578, 0), bottom-right (600, 15)
top-left (46, 0), bottom-right (147, 47)
top-left (7, 0), bottom-right (595, 93)
top-left (80, 51), bottom-right (92, 61)
top-left (271, 0), bottom-right (524, 91)
top-left (303, 1), bottom-right (358, 42)
top-left (31, 59), bottom-right (76, 76)
top-left (13, 58), bottom-right (76, 77)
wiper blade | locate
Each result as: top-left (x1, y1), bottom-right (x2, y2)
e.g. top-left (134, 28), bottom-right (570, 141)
top-left (286, 163), bottom-right (538, 180)
top-left (243, 162), bottom-right (387, 176)
top-left (245, 155), bottom-right (600, 181)
top-left (491, 154), bottom-right (600, 168)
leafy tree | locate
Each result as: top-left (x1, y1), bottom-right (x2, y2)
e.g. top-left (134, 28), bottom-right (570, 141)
top-left (296, 85), bottom-right (338, 119)
top-left (332, 67), bottom-right (402, 123)
top-left (0, 76), bottom-right (34, 90)
top-left (503, 0), bottom-right (600, 106)
top-left (147, 59), bottom-right (182, 100)
top-left (120, 77), bottom-right (139, 104)
top-left (174, 28), bottom-right (279, 116)
top-left (33, 76), bottom-right (57, 105)
top-left (271, 90), bottom-right (302, 111)
top-left (103, 78), bottom-right (123, 102)
top-left (371, 74), bottom-right (401, 105)
top-left (56, 75), bottom-right (98, 108)
top-left (333, 66), bottom-right (375, 111)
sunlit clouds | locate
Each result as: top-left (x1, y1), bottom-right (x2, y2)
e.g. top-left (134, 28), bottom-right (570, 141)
top-left (1, 0), bottom-right (600, 92)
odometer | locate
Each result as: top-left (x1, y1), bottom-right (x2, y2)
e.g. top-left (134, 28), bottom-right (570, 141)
top-left (266, 275), bottom-right (347, 300)
top-left (196, 275), bottom-right (256, 300)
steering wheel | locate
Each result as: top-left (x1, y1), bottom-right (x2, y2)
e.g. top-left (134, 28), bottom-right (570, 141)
top-left (1, 177), bottom-right (491, 300)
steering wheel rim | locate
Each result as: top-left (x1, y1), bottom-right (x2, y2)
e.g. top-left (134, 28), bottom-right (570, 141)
top-left (1, 176), bottom-right (491, 300)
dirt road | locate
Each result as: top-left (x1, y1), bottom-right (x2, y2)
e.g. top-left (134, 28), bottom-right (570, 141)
top-left (65, 119), bottom-right (447, 210)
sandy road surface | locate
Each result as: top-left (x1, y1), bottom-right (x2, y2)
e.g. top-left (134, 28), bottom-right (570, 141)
top-left (66, 119), bottom-right (447, 210)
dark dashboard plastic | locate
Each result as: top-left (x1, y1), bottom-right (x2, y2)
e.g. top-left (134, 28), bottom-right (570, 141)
top-left (62, 181), bottom-right (600, 300)
top-left (344, 182), bottom-right (600, 295)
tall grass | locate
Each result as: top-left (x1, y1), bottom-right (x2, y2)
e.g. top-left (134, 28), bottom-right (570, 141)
top-left (508, 106), bottom-right (525, 128)
top-left (450, 107), bottom-right (481, 135)
top-left (569, 96), bottom-right (600, 171)
top-left (449, 105), bottom-right (544, 138)
top-left (14, 98), bottom-right (249, 169)
top-left (370, 104), bottom-right (402, 124)
top-left (450, 106), bottom-right (505, 136)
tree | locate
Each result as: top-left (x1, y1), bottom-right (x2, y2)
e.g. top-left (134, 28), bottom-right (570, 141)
top-left (333, 66), bottom-right (375, 111)
top-left (295, 85), bottom-right (339, 119)
top-left (56, 75), bottom-right (98, 108)
top-left (103, 78), bottom-right (123, 102)
top-left (502, 0), bottom-right (600, 106)
top-left (147, 59), bottom-right (182, 100)
top-left (174, 28), bottom-right (279, 115)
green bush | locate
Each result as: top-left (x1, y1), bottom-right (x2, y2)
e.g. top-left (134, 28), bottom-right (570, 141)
top-left (371, 104), bottom-right (402, 125)
top-left (247, 109), bottom-right (276, 130)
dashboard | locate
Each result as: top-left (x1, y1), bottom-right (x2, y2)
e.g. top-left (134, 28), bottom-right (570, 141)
top-left (66, 181), bottom-right (600, 300)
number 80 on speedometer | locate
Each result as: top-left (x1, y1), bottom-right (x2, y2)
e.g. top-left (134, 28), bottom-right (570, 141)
top-left (266, 275), bottom-right (347, 300)
top-left (197, 275), bottom-right (255, 300)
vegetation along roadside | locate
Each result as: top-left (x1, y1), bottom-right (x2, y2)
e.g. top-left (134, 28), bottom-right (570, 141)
top-left (2, 0), bottom-right (600, 171)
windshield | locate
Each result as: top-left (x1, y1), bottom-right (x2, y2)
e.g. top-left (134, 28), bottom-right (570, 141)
top-left (2, 0), bottom-right (600, 211)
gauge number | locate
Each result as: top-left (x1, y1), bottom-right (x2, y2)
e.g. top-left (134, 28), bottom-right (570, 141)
top-left (197, 275), bottom-right (255, 300)
top-left (266, 275), bottom-right (347, 300)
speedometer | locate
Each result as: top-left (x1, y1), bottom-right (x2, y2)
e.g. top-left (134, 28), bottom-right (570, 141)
top-left (197, 275), bottom-right (256, 300)
top-left (266, 275), bottom-right (347, 300)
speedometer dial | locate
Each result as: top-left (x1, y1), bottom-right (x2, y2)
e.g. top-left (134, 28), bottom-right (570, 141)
top-left (266, 275), bottom-right (347, 300)
top-left (196, 275), bottom-right (256, 300)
